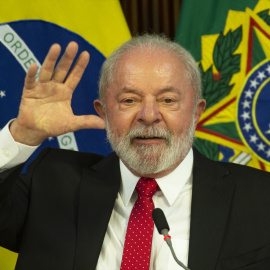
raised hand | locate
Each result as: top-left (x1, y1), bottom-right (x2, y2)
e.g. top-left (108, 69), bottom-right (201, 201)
top-left (10, 42), bottom-right (105, 146)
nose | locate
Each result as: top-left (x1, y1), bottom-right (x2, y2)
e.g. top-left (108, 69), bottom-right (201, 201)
top-left (136, 99), bottom-right (162, 125)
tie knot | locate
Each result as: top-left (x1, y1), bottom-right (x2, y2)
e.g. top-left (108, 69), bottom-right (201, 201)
top-left (136, 177), bottom-right (158, 198)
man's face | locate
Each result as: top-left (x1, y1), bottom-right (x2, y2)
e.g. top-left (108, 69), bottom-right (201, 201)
top-left (95, 48), bottom-right (205, 177)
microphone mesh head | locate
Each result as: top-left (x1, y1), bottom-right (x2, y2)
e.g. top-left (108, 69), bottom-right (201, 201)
top-left (152, 208), bottom-right (170, 234)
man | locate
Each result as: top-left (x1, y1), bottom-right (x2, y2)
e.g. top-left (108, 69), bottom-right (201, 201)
top-left (1, 34), bottom-right (270, 270)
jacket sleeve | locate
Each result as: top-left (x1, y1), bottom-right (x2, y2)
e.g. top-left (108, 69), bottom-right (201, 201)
top-left (0, 148), bottom-right (51, 252)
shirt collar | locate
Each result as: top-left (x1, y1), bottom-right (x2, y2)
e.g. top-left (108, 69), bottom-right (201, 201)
top-left (119, 148), bottom-right (194, 206)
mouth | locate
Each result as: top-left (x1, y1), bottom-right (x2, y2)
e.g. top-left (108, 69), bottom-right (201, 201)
top-left (133, 136), bottom-right (165, 145)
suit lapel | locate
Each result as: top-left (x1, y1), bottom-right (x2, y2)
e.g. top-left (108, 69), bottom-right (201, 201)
top-left (74, 152), bottom-right (120, 270)
top-left (73, 148), bottom-right (235, 270)
top-left (188, 149), bottom-right (235, 270)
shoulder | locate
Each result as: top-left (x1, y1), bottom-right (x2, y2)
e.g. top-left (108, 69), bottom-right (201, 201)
top-left (193, 147), bottom-right (270, 185)
top-left (27, 147), bottom-right (111, 174)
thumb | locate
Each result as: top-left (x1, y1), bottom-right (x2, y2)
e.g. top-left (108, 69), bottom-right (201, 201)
top-left (71, 115), bottom-right (106, 131)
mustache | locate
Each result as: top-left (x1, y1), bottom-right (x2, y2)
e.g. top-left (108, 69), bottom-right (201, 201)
top-left (126, 126), bottom-right (173, 142)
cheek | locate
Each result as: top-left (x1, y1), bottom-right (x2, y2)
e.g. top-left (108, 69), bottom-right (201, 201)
top-left (164, 111), bottom-right (194, 134)
top-left (107, 110), bottom-right (136, 136)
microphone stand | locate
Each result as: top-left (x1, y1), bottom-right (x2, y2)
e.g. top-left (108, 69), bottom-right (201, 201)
top-left (161, 228), bottom-right (191, 270)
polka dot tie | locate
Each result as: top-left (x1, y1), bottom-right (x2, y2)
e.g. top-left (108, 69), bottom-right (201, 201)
top-left (120, 177), bottom-right (158, 270)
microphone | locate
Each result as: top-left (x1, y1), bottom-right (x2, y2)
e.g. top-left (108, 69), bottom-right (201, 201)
top-left (152, 208), bottom-right (191, 270)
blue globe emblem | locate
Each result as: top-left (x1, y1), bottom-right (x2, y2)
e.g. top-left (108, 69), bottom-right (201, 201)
top-left (237, 59), bottom-right (270, 164)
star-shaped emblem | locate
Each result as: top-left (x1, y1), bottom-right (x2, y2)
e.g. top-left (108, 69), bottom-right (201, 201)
top-left (241, 99), bottom-right (251, 109)
top-left (243, 122), bottom-right (252, 132)
top-left (250, 79), bottom-right (259, 89)
top-left (257, 71), bottom-right (266, 81)
top-left (257, 142), bottom-right (265, 151)
top-left (266, 148), bottom-right (270, 158)
top-left (241, 111), bottom-right (250, 121)
top-left (244, 89), bottom-right (254, 98)
top-left (265, 124), bottom-right (270, 135)
top-left (249, 134), bottom-right (259, 143)
top-left (0, 90), bottom-right (6, 98)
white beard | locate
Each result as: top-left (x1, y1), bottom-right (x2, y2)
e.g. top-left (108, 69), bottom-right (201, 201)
top-left (105, 117), bottom-right (196, 175)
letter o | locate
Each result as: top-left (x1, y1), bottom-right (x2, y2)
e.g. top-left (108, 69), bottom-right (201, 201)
top-left (4, 33), bottom-right (14, 43)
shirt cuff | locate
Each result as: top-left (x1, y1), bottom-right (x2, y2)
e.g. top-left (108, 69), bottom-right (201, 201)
top-left (0, 121), bottom-right (39, 170)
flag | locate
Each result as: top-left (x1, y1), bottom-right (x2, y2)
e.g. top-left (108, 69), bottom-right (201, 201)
top-left (0, 0), bottom-right (131, 268)
top-left (176, 0), bottom-right (270, 171)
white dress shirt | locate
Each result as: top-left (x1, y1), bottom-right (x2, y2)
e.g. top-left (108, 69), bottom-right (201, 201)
top-left (0, 123), bottom-right (193, 270)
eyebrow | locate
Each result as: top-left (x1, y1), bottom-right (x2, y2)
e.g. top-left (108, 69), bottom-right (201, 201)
top-left (119, 87), bottom-right (180, 96)
top-left (121, 88), bottom-right (140, 94)
top-left (158, 87), bottom-right (180, 94)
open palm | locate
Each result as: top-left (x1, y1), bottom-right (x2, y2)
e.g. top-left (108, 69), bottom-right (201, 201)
top-left (10, 42), bottom-right (105, 146)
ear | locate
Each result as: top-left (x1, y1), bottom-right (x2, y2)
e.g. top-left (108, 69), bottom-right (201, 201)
top-left (94, 99), bottom-right (106, 120)
top-left (194, 99), bottom-right (206, 126)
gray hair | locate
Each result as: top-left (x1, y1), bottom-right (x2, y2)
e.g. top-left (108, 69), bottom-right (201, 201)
top-left (98, 34), bottom-right (202, 103)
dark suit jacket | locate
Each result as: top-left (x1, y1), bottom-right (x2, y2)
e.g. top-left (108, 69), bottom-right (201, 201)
top-left (1, 147), bottom-right (270, 270)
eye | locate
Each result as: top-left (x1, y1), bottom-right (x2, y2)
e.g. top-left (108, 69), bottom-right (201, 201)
top-left (161, 97), bottom-right (177, 104)
top-left (123, 98), bottom-right (134, 104)
top-left (164, 98), bottom-right (173, 103)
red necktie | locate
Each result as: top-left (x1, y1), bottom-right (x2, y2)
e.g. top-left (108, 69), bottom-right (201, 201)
top-left (120, 177), bottom-right (158, 270)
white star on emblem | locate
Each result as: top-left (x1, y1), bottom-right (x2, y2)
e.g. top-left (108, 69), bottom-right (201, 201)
top-left (241, 99), bottom-right (251, 109)
top-left (243, 122), bottom-right (252, 132)
top-left (250, 79), bottom-right (259, 89)
top-left (266, 148), bottom-right (270, 158)
top-left (249, 134), bottom-right (259, 143)
top-left (241, 111), bottom-right (250, 121)
top-left (266, 64), bottom-right (270, 75)
top-left (48, 137), bottom-right (54, 141)
top-left (265, 124), bottom-right (270, 135)
top-left (257, 71), bottom-right (266, 81)
top-left (244, 89), bottom-right (254, 98)
top-left (0, 90), bottom-right (6, 98)
top-left (257, 142), bottom-right (265, 151)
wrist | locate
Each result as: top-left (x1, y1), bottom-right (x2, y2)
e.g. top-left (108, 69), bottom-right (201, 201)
top-left (9, 119), bottom-right (45, 146)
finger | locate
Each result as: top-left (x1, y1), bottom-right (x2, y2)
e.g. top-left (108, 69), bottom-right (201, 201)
top-left (70, 115), bottom-right (106, 132)
top-left (52, 41), bottom-right (79, 83)
top-left (38, 43), bottom-right (61, 82)
top-left (64, 51), bottom-right (90, 91)
top-left (24, 63), bottom-right (38, 90)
